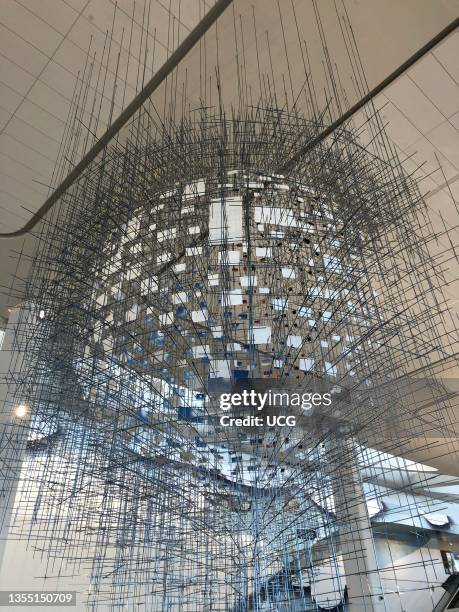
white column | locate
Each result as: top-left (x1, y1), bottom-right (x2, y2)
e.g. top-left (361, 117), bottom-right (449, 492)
top-left (329, 438), bottom-right (386, 612)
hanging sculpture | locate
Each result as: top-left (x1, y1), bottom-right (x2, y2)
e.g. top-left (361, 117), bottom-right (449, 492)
top-left (1, 1), bottom-right (458, 610)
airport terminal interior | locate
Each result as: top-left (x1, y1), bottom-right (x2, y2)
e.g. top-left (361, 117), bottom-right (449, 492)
top-left (0, 0), bottom-right (458, 610)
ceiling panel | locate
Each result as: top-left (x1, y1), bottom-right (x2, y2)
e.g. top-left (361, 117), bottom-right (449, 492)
top-left (384, 75), bottom-right (446, 134)
top-left (409, 54), bottom-right (459, 117)
top-left (432, 30), bottom-right (459, 81)
top-left (0, 0), bottom-right (215, 236)
top-left (428, 121), bottom-right (459, 167)
top-left (0, 1), bottom-right (64, 55)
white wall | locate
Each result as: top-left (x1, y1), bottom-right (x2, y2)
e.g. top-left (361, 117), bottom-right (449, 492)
top-left (375, 539), bottom-right (449, 612)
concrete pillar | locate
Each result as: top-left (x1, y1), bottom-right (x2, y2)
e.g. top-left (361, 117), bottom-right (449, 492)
top-left (328, 437), bottom-right (387, 612)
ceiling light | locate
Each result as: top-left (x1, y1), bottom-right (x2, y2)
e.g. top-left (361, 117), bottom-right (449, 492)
top-left (14, 404), bottom-right (28, 419)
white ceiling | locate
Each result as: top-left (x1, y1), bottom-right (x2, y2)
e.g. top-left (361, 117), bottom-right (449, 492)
top-left (0, 0), bottom-right (214, 232)
top-left (0, 0), bottom-right (458, 326)
top-left (366, 33), bottom-right (459, 201)
top-left (352, 31), bottom-right (459, 336)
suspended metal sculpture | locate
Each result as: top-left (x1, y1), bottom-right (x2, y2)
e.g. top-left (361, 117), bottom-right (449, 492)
top-left (1, 1), bottom-right (458, 611)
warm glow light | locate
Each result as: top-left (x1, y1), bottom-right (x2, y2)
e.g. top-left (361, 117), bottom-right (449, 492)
top-left (14, 404), bottom-right (28, 418)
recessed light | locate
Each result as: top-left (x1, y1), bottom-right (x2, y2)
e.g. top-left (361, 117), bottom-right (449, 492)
top-left (14, 404), bottom-right (28, 419)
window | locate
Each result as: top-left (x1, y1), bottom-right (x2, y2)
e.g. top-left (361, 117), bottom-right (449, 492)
top-left (441, 551), bottom-right (459, 575)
